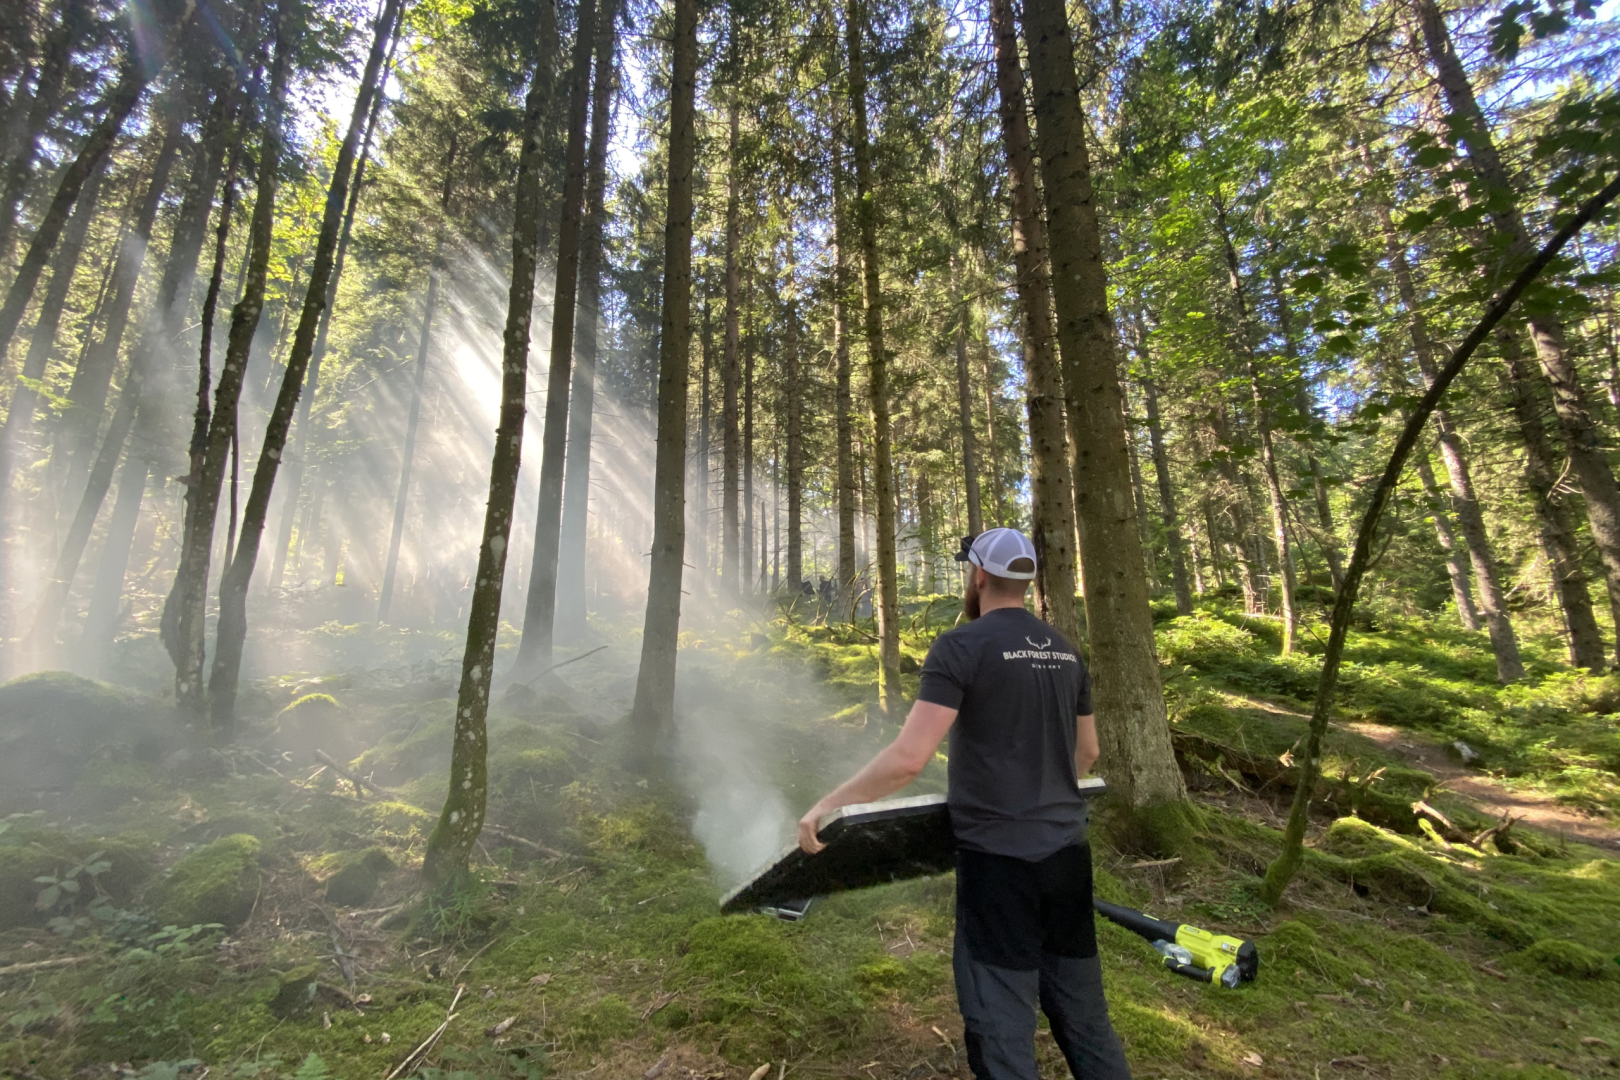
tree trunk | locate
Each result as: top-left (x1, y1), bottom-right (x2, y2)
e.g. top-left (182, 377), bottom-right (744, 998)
top-left (0, 155), bottom-right (106, 502)
top-left (1260, 165), bottom-right (1620, 905)
top-left (832, 139), bottom-right (857, 598)
top-left (1213, 198), bottom-right (1295, 653)
top-left (0, 0), bottom-right (90, 264)
top-left (380, 135), bottom-right (458, 624)
top-left (845, 0), bottom-right (902, 717)
top-left (720, 93), bottom-right (741, 596)
top-left (952, 255), bottom-right (984, 537)
top-left (165, 29), bottom-right (282, 723)
top-left (743, 296), bottom-right (756, 592)
top-left (1371, 194), bottom-right (1527, 677)
top-left (29, 338), bottom-right (148, 660)
top-left (272, 22), bottom-right (400, 593)
top-left (628, 0), bottom-right (697, 738)
top-left (986, 0), bottom-right (1080, 646)
top-left (0, 61), bottom-right (153, 378)
top-left (1413, 447), bottom-right (1481, 631)
top-left (695, 300), bottom-right (711, 589)
top-left (208, 0), bottom-right (404, 726)
top-left (377, 248), bottom-right (441, 624)
top-left (1140, 352), bottom-right (1192, 615)
top-left (1499, 327), bottom-right (1607, 669)
top-left (1020, 0), bottom-right (1189, 845)
top-left (57, 118), bottom-right (182, 510)
top-left (1271, 276), bottom-right (1343, 590)
top-left (421, 2), bottom-right (557, 884)
top-left (979, 339), bottom-right (1006, 523)
top-left (784, 229), bottom-right (803, 594)
top-left (1126, 396), bottom-right (1154, 583)
top-left (80, 101), bottom-right (232, 676)
top-left (1415, 0), bottom-right (1620, 668)
top-left (80, 449), bottom-right (146, 677)
top-left (558, 0), bottom-right (617, 633)
top-left (516, 0), bottom-right (598, 673)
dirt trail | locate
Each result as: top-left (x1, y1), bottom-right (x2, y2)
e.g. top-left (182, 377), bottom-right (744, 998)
top-left (1341, 719), bottom-right (1620, 853)
top-left (1223, 693), bottom-right (1620, 853)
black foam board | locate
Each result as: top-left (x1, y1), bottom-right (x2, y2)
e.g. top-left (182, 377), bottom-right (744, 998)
top-left (720, 778), bottom-right (1106, 914)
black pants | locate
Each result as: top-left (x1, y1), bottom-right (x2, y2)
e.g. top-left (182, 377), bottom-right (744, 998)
top-left (953, 843), bottom-right (1132, 1080)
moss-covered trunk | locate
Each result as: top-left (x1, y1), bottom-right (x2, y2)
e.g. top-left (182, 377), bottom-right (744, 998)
top-left (629, 0), bottom-right (698, 738)
top-left (423, 2), bottom-right (558, 884)
top-left (1020, 0), bottom-right (1189, 848)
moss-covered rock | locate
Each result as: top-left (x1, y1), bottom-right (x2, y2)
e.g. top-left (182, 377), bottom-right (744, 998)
top-left (147, 833), bottom-right (261, 929)
top-left (323, 846), bottom-right (395, 907)
top-left (1508, 938), bottom-right (1619, 981)
top-left (267, 693), bottom-right (353, 765)
top-left (268, 962), bottom-right (324, 1017)
top-left (0, 831), bottom-right (153, 929)
top-left (0, 671), bottom-right (171, 809)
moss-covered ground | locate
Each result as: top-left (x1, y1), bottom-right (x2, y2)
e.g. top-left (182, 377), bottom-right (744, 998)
top-left (2, 599), bottom-right (1618, 1080)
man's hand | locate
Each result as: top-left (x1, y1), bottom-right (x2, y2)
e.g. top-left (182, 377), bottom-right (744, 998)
top-left (798, 803), bottom-right (829, 854)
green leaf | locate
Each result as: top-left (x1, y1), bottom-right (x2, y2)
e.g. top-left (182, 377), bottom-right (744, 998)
top-left (294, 1052), bottom-right (332, 1080)
top-left (1324, 242), bottom-right (1364, 279)
top-left (35, 885), bottom-right (60, 911)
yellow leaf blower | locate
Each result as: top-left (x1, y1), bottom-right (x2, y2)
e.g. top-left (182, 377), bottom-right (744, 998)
top-left (1094, 899), bottom-right (1259, 988)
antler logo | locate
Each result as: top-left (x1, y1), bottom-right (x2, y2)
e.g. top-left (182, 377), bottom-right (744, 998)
top-left (1026, 635), bottom-right (1052, 650)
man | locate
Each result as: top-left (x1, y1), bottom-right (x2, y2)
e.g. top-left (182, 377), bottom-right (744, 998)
top-left (798, 528), bottom-right (1131, 1080)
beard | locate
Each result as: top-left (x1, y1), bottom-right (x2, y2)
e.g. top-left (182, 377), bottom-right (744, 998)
top-left (963, 576), bottom-right (981, 620)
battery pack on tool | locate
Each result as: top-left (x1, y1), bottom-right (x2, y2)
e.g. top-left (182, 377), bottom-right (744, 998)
top-left (1093, 898), bottom-right (1259, 988)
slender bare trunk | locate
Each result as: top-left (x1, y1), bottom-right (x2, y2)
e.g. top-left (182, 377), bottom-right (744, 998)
top-left (784, 228), bottom-right (803, 593)
top-left (167, 28), bottom-right (284, 723)
top-left (82, 101), bottom-right (232, 674)
top-left (987, 0), bottom-right (1080, 646)
top-left (0, 156), bottom-right (106, 501)
top-left (743, 298), bottom-right (756, 592)
top-left (1415, 0), bottom-right (1620, 668)
top-left (1139, 349), bottom-right (1192, 615)
top-left (209, 0), bottom-right (403, 726)
top-left (558, 0), bottom-right (618, 632)
top-left (517, 0), bottom-right (598, 673)
top-left (952, 254), bottom-right (983, 537)
top-left (1020, 0), bottom-right (1189, 845)
top-left (1499, 328), bottom-right (1607, 669)
top-left (1213, 199), bottom-right (1295, 653)
top-left (0, 0), bottom-right (90, 263)
top-left (629, 0), bottom-right (697, 738)
top-left (1413, 447), bottom-right (1480, 630)
top-left (57, 119), bottom-right (182, 509)
top-left (377, 248), bottom-right (442, 624)
top-left (845, 0), bottom-right (901, 717)
top-left (979, 340), bottom-right (1005, 523)
top-left (1370, 193), bottom-right (1527, 676)
top-left (832, 139), bottom-right (856, 596)
top-left (0, 61), bottom-right (155, 379)
top-left (272, 22), bottom-right (400, 592)
top-left (422, 3), bottom-right (557, 884)
top-left (721, 95), bottom-right (741, 596)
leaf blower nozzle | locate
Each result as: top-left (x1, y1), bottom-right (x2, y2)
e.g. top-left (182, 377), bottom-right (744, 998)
top-left (1094, 899), bottom-right (1258, 988)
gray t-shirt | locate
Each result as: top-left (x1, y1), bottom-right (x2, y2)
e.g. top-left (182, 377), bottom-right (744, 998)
top-left (917, 607), bottom-right (1091, 860)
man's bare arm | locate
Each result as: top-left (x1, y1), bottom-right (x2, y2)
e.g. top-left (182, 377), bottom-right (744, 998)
top-left (797, 700), bottom-right (957, 853)
top-left (1075, 713), bottom-right (1099, 777)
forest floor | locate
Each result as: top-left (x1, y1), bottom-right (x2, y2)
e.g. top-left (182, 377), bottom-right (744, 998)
top-left (3, 598), bottom-right (1620, 1080)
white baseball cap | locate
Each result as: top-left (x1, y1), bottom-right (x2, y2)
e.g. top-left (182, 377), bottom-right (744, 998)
top-left (955, 527), bottom-right (1038, 580)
